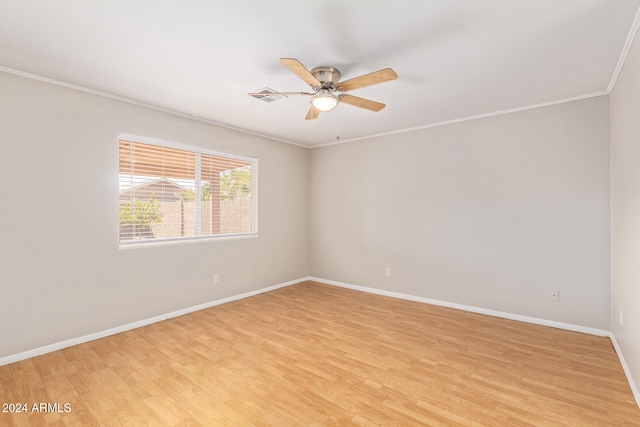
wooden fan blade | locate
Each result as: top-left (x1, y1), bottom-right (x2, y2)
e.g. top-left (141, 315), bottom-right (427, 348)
top-left (280, 58), bottom-right (321, 88)
top-left (337, 68), bottom-right (397, 92)
top-left (340, 94), bottom-right (386, 112)
top-left (305, 105), bottom-right (321, 120)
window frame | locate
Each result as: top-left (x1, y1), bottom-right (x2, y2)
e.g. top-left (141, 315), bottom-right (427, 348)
top-left (117, 133), bottom-right (258, 248)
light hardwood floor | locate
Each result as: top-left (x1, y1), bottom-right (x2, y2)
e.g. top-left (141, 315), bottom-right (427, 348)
top-left (1, 281), bottom-right (639, 426)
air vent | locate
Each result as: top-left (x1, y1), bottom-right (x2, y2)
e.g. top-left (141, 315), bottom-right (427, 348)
top-left (250, 87), bottom-right (286, 103)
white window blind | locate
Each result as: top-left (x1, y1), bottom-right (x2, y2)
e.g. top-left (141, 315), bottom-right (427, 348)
top-left (118, 136), bottom-right (257, 245)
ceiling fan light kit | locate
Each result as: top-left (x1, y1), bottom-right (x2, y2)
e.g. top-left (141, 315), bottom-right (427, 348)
top-left (249, 58), bottom-right (397, 120)
top-left (311, 90), bottom-right (339, 112)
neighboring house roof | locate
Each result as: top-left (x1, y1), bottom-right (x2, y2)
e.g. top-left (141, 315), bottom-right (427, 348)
top-left (119, 177), bottom-right (189, 202)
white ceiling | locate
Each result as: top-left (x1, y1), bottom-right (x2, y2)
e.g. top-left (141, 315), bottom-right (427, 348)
top-left (1, 1), bottom-right (639, 147)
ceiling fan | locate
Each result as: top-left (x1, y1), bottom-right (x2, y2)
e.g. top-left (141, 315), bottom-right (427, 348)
top-left (249, 58), bottom-right (398, 120)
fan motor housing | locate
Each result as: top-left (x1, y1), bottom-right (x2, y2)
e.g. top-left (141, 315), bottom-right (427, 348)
top-left (310, 66), bottom-right (341, 89)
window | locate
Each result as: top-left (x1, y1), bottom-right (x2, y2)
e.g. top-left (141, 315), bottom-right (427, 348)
top-left (118, 135), bottom-right (257, 246)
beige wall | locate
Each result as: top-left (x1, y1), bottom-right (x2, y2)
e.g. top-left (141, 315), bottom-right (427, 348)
top-left (611, 29), bottom-right (640, 398)
top-left (310, 96), bottom-right (611, 330)
top-left (0, 72), bottom-right (310, 358)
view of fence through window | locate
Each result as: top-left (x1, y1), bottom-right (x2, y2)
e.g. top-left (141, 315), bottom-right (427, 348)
top-left (118, 138), bottom-right (257, 245)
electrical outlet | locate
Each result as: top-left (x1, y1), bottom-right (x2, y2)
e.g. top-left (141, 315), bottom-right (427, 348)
top-left (385, 268), bottom-right (391, 277)
top-left (620, 311), bottom-right (623, 327)
top-left (550, 290), bottom-right (559, 302)
top-left (213, 274), bottom-right (220, 285)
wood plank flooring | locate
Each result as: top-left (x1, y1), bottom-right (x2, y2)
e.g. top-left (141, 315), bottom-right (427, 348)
top-left (1, 281), bottom-right (639, 426)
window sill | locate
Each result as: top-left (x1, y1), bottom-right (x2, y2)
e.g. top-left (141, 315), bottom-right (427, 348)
top-left (118, 232), bottom-right (258, 250)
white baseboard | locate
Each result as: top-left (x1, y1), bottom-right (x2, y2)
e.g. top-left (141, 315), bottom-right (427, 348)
top-left (610, 335), bottom-right (640, 408)
top-left (310, 277), bottom-right (610, 336)
top-left (0, 277), bottom-right (309, 367)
